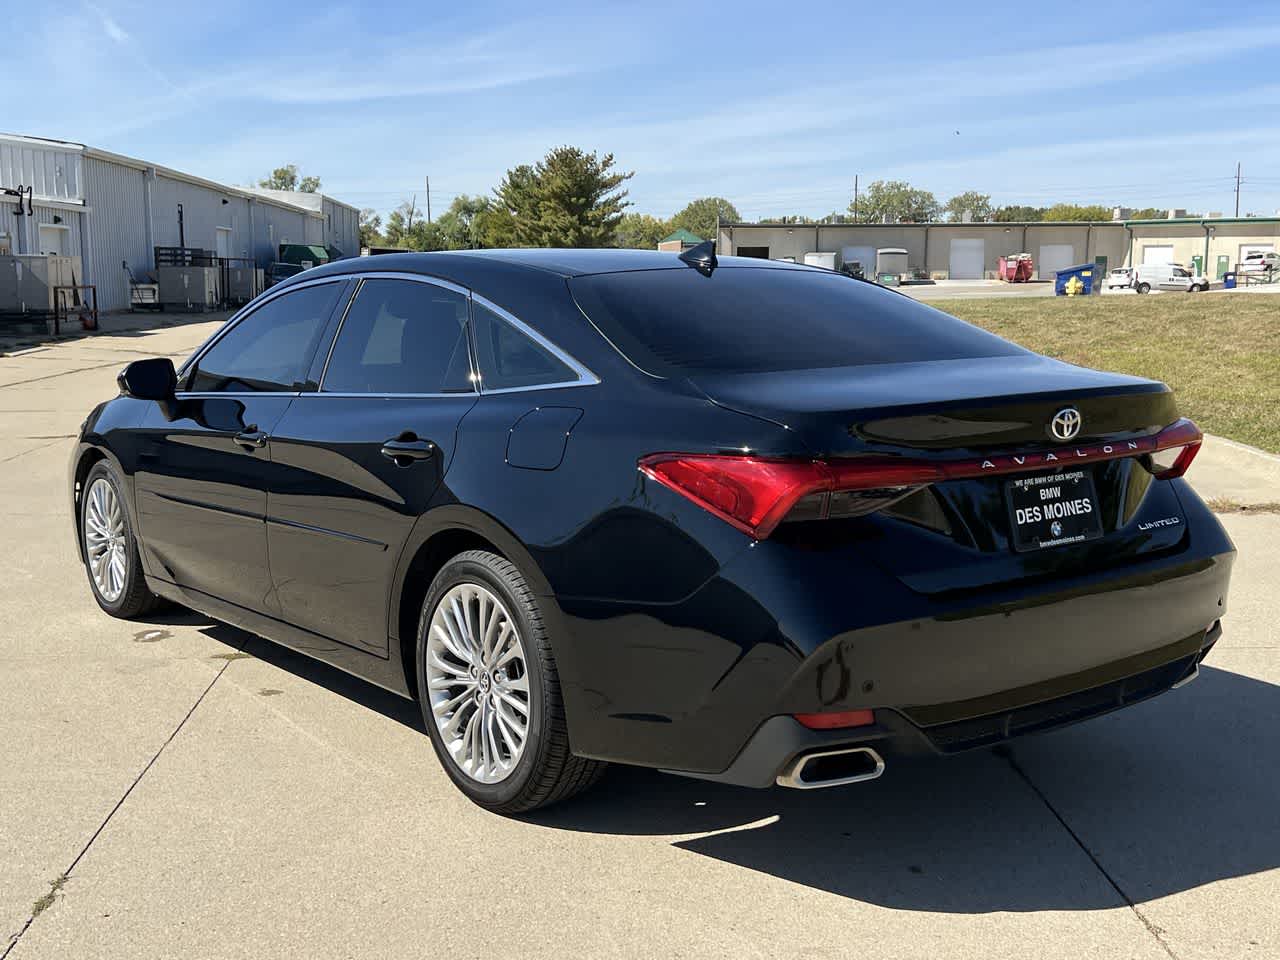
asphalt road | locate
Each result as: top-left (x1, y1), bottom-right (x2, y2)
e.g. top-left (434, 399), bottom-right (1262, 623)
top-left (2, 322), bottom-right (1277, 959)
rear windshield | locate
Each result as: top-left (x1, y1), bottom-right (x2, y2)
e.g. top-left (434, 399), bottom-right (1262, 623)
top-left (569, 267), bottom-right (1025, 377)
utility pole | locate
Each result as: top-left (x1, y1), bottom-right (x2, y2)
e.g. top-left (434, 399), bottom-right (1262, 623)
top-left (1234, 162), bottom-right (1241, 217)
top-left (854, 175), bottom-right (859, 222)
top-left (426, 176), bottom-right (432, 223)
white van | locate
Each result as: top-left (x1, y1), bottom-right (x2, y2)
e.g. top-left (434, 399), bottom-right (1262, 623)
top-left (1134, 263), bottom-right (1209, 294)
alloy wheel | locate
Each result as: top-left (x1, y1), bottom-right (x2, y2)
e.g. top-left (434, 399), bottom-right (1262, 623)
top-left (84, 477), bottom-right (127, 603)
top-left (425, 582), bottom-right (531, 784)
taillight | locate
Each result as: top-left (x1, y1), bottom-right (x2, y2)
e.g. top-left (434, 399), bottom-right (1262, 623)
top-left (1146, 418), bottom-right (1202, 479)
top-left (793, 709), bottom-right (876, 730)
top-left (638, 454), bottom-right (937, 539)
top-left (641, 418), bottom-right (1202, 539)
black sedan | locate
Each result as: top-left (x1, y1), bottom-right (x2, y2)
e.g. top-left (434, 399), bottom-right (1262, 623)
top-left (71, 246), bottom-right (1234, 812)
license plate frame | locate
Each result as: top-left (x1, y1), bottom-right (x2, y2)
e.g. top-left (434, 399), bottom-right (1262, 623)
top-left (1005, 469), bottom-right (1103, 553)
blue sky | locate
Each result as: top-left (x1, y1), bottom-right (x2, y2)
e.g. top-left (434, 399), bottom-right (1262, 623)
top-left (14, 1), bottom-right (1280, 220)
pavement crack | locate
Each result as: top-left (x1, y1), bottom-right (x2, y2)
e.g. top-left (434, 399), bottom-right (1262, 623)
top-left (0, 438), bottom-right (66, 465)
top-left (1, 642), bottom-right (244, 958)
top-left (0, 361), bottom-right (126, 391)
top-left (998, 746), bottom-right (1180, 960)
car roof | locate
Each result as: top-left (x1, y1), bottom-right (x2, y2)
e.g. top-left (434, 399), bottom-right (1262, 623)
top-left (293, 248), bottom-right (811, 283)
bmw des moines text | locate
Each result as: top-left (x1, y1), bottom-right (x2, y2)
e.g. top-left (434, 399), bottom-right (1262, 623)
top-left (71, 245), bottom-right (1234, 812)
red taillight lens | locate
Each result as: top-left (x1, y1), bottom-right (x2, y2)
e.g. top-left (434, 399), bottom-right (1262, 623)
top-left (639, 455), bottom-right (939, 539)
top-left (641, 419), bottom-right (1202, 539)
top-left (1147, 418), bottom-right (1202, 479)
top-left (793, 709), bottom-right (876, 730)
top-left (638, 455), bottom-right (831, 539)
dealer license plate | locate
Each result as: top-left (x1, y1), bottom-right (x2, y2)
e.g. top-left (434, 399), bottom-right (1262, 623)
top-left (1006, 470), bottom-right (1103, 552)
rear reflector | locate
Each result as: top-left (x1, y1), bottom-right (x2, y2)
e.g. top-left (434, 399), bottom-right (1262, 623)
top-left (640, 418), bottom-right (1202, 539)
top-left (794, 709), bottom-right (876, 730)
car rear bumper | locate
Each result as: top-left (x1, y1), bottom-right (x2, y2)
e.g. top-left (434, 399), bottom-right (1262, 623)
top-left (554, 494), bottom-right (1234, 777)
top-left (676, 621), bottom-right (1218, 788)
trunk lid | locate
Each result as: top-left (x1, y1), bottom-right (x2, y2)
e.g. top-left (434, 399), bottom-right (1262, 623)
top-left (690, 355), bottom-right (1189, 594)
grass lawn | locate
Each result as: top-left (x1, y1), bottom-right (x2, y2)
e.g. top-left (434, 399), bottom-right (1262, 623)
top-left (932, 293), bottom-right (1280, 454)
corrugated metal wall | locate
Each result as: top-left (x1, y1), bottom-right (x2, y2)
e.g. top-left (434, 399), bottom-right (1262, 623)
top-left (151, 174), bottom-right (252, 259)
top-left (82, 156), bottom-right (149, 313)
top-left (253, 203), bottom-right (311, 265)
top-left (33, 205), bottom-right (82, 257)
top-left (322, 197), bottom-right (359, 256)
top-left (0, 139), bottom-right (82, 202)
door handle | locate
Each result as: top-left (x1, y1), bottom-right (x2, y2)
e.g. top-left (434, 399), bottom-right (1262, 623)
top-left (381, 437), bottom-right (435, 465)
top-left (234, 428), bottom-right (268, 449)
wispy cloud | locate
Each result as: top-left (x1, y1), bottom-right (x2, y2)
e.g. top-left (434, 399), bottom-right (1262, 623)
top-left (86, 2), bottom-right (129, 43)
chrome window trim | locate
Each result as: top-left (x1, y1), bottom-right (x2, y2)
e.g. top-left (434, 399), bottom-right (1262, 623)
top-left (316, 272), bottom-right (478, 396)
top-left (172, 391), bottom-right (302, 399)
top-left (176, 275), bottom-right (350, 380)
top-left (470, 292), bottom-right (599, 394)
top-left (178, 268), bottom-right (601, 400)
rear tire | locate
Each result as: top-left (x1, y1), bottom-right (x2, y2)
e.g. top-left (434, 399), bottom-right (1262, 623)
top-left (79, 460), bottom-right (162, 619)
top-left (1136, 282), bottom-right (1150, 294)
top-left (416, 550), bottom-right (605, 813)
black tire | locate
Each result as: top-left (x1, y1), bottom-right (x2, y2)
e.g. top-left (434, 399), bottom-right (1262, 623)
top-left (415, 550), bottom-right (605, 813)
top-left (79, 460), bottom-right (162, 619)
top-left (1136, 282), bottom-right (1150, 294)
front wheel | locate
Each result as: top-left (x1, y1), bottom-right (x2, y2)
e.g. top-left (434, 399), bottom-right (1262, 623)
top-left (80, 460), bottom-right (162, 618)
top-left (416, 550), bottom-right (605, 813)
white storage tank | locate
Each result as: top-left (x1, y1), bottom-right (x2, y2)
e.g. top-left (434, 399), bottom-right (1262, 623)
top-left (803, 251), bottom-right (841, 271)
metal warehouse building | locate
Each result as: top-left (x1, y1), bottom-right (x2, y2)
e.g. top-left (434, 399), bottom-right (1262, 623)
top-left (716, 217), bottom-right (1280, 281)
top-left (0, 133), bottom-right (358, 314)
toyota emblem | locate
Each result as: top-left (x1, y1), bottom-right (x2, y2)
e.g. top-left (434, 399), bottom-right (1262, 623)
top-left (1050, 407), bottom-right (1082, 442)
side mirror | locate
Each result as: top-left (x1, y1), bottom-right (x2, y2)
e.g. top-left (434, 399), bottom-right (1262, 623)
top-left (118, 357), bottom-right (176, 401)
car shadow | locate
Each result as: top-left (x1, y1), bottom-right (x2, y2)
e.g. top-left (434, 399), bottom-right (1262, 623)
top-left (166, 610), bottom-right (1280, 914)
top-left (528, 665), bottom-right (1280, 913)
top-left (186, 616), bottom-right (425, 732)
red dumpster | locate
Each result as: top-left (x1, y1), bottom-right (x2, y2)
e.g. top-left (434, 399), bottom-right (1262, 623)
top-left (999, 254), bottom-right (1035, 282)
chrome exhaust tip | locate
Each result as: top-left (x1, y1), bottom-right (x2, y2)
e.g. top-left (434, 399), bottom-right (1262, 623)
top-left (776, 746), bottom-right (885, 789)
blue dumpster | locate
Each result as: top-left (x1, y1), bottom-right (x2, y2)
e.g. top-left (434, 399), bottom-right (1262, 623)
top-left (1054, 264), bottom-right (1098, 296)
top-left (1223, 271), bottom-right (1237, 289)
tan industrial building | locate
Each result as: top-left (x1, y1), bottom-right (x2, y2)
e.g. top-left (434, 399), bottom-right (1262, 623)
top-left (716, 217), bottom-right (1280, 281)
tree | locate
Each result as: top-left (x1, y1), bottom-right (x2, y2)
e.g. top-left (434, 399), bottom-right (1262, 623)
top-left (258, 164), bottom-right (322, 192)
top-left (493, 146), bottom-right (633, 247)
top-left (669, 197), bottom-right (740, 240)
top-left (436, 194), bottom-right (495, 249)
top-left (615, 212), bottom-right (671, 249)
top-left (993, 205), bottom-right (1048, 222)
top-left (358, 208), bottom-right (383, 248)
top-left (759, 214), bottom-right (815, 224)
top-left (851, 180), bottom-right (939, 223)
top-left (944, 191), bottom-right (993, 222)
top-left (1128, 207), bottom-right (1165, 220)
top-left (1042, 203), bottom-right (1111, 221)
top-left (382, 199), bottom-right (422, 248)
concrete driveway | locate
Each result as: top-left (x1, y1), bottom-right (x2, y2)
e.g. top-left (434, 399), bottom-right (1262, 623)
top-left (2, 323), bottom-right (1278, 959)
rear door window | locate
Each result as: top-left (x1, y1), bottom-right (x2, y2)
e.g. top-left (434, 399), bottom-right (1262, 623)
top-left (321, 278), bottom-right (474, 394)
top-left (472, 302), bottom-right (579, 390)
top-left (569, 267), bottom-right (1025, 377)
top-left (187, 281), bottom-right (342, 392)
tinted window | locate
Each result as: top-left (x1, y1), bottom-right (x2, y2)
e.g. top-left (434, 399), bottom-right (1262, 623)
top-left (322, 279), bottom-right (473, 394)
top-left (188, 282), bottom-right (340, 392)
top-left (473, 303), bottom-right (578, 390)
top-left (569, 267), bottom-right (1026, 376)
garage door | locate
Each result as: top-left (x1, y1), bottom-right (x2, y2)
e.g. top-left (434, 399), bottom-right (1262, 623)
top-left (841, 246), bottom-right (875, 274)
top-left (1240, 243), bottom-right (1274, 264)
top-left (949, 238), bottom-right (985, 279)
top-left (1037, 244), bottom-right (1075, 280)
top-left (1142, 245), bottom-right (1175, 265)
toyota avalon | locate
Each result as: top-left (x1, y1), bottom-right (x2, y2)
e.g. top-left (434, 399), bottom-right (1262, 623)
top-left (71, 245), bottom-right (1234, 812)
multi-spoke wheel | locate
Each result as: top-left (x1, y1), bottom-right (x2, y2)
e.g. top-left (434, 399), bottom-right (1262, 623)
top-left (426, 583), bottom-right (530, 784)
top-left (416, 550), bottom-right (605, 813)
top-left (79, 460), bottom-right (161, 618)
top-left (85, 477), bottom-right (128, 602)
